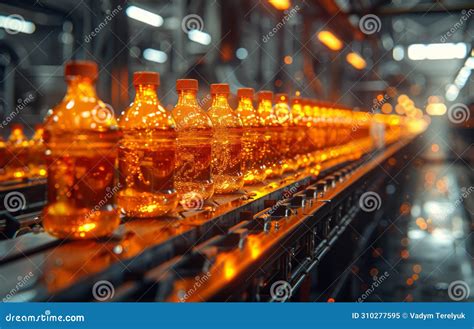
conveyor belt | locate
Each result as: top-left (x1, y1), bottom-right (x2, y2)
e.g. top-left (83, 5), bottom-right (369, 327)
top-left (0, 138), bottom-right (416, 302)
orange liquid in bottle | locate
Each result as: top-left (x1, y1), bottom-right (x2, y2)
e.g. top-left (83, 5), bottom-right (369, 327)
top-left (302, 99), bottom-right (317, 168)
top-left (274, 93), bottom-right (292, 173)
top-left (43, 60), bottom-right (120, 239)
top-left (208, 83), bottom-right (244, 193)
top-left (6, 123), bottom-right (30, 179)
top-left (257, 91), bottom-right (283, 178)
top-left (118, 72), bottom-right (178, 218)
top-left (28, 124), bottom-right (47, 178)
top-left (171, 79), bottom-right (214, 202)
top-left (290, 97), bottom-right (307, 170)
top-left (235, 88), bottom-right (267, 185)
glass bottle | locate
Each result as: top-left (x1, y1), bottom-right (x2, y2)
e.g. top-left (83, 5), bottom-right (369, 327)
top-left (171, 79), bottom-right (214, 204)
top-left (6, 123), bottom-right (30, 179)
top-left (43, 60), bottom-right (120, 239)
top-left (257, 91), bottom-right (283, 178)
top-left (118, 72), bottom-right (178, 218)
top-left (235, 88), bottom-right (267, 184)
top-left (290, 97), bottom-right (307, 170)
top-left (208, 83), bottom-right (244, 193)
top-left (303, 99), bottom-right (317, 168)
top-left (28, 124), bottom-right (47, 178)
top-left (274, 93), bottom-right (292, 173)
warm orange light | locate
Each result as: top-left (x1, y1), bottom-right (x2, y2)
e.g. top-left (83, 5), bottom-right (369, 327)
top-left (317, 31), bottom-right (343, 51)
top-left (224, 261), bottom-right (236, 280)
top-left (268, 0), bottom-right (291, 10)
top-left (426, 103), bottom-right (447, 116)
top-left (381, 103), bottom-right (393, 114)
top-left (284, 55), bottom-right (293, 64)
top-left (346, 52), bottom-right (367, 70)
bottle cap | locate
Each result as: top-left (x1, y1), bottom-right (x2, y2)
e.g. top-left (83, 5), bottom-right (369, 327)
top-left (64, 60), bottom-right (98, 80)
top-left (210, 83), bottom-right (230, 95)
top-left (257, 90), bottom-right (273, 102)
top-left (133, 71), bottom-right (160, 86)
top-left (237, 88), bottom-right (254, 98)
top-left (275, 93), bottom-right (289, 103)
top-left (176, 79), bottom-right (198, 91)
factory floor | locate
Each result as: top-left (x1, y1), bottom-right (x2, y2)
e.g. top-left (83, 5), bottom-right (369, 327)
top-left (358, 119), bottom-right (473, 302)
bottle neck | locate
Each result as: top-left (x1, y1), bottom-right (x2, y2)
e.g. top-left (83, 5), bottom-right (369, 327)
top-left (258, 99), bottom-right (273, 113)
top-left (177, 90), bottom-right (199, 106)
top-left (9, 129), bottom-right (26, 142)
top-left (211, 93), bottom-right (229, 107)
top-left (134, 84), bottom-right (159, 103)
top-left (65, 77), bottom-right (98, 99)
top-left (238, 96), bottom-right (253, 109)
top-left (32, 129), bottom-right (44, 142)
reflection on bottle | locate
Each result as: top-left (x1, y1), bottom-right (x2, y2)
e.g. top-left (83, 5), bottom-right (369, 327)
top-left (208, 83), bottom-right (244, 193)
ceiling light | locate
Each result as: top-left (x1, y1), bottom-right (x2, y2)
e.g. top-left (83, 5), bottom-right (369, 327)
top-left (126, 5), bottom-right (164, 27)
top-left (346, 52), bottom-right (366, 70)
top-left (188, 29), bottom-right (211, 45)
top-left (0, 15), bottom-right (35, 34)
top-left (407, 43), bottom-right (467, 60)
top-left (317, 31), bottom-right (343, 51)
top-left (143, 48), bottom-right (167, 63)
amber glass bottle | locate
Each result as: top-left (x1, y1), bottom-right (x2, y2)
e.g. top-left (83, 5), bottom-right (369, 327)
top-left (6, 123), bottom-right (29, 179)
top-left (118, 72), bottom-right (178, 218)
top-left (172, 79), bottom-right (214, 203)
top-left (43, 60), bottom-right (120, 239)
top-left (257, 91), bottom-right (283, 178)
top-left (274, 93), bottom-right (292, 173)
top-left (290, 97), bottom-right (307, 170)
top-left (28, 124), bottom-right (47, 178)
top-left (235, 88), bottom-right (267, 184)
top-left (207, 83), bottom-right (244, 193)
